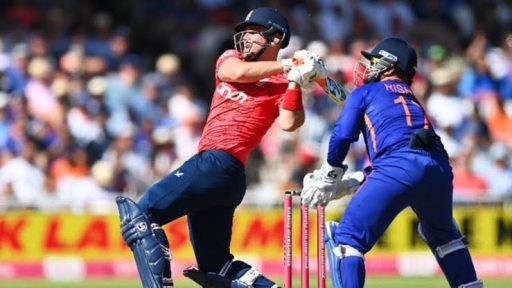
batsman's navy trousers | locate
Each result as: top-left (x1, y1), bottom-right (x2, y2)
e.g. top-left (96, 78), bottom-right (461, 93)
top-left (138, 150), bottom-right (246, 273)
top-left (335, 148), bottom-right (461, 252)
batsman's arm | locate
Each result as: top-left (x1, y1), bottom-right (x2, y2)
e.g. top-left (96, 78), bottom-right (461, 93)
top-left (218, 57), bottom-right (285, 83)
top-left (279, 82), bottom-right (305, 131)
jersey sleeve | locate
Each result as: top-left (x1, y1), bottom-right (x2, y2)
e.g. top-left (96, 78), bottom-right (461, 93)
top-left (215, 49), bottom-right (241, 80)
top-left (327, 87), bottom-right (367, 167)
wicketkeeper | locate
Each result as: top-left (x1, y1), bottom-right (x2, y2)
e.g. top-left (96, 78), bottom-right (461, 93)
top-left (301, 37), bottom-right (483, 288)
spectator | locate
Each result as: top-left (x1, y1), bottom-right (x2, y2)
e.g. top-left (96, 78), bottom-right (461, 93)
top-left (427, 67), bottom-right (470, 130)
top-left (150, 126), bottom-right (178, 178)
top-left (130, 74), bottom-right (166, 124)
top-left (284, 144), bottom-right (319, 191)
top-left (107, 27), bottom-right (132, 71)
top-left (56, 159), bottom-right (118, 214)
top-left (101, 124), bottom-right (151, 196)
top-left (50, 146), bottom-right (89, 187)
top-left (452, 149), bottom-right (489, 199)
top-left (0, 93), bottom-right (10, 147)
top-left (0, 141), bottom-right (47, 208)
top-left (482, 143), bottom-right (512, 199)
top-left (315, 0), bottom-right (355, 43)
top-left (3, 44), bottom-right (30, 96)
top-left (152, 53), bottom-right (183, 98)
top-left (482, 93), bottom-right (512, 148)
top-left (25, 57), bottom-right (64, 127)
top-left (105, 56), bottom-right (143, 114)
top-left (458, 33), bottom-right (499, 101)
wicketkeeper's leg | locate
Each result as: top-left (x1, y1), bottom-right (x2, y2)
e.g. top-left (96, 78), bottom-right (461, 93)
top-left (418, 222), bottom-right (483, 288)
top-left (326, 168), bottom-right (414, 288)
top-left (325, 221), bottom-right (365, 288)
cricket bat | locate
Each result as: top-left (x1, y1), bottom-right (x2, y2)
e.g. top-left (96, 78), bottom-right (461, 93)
top-left (293, 57), bottom-right (350, 107)
top-left (315, 77), bottom-right (350, 107)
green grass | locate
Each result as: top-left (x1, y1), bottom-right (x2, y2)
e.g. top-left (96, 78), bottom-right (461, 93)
top-left (0, 277), bottom-right (510, 287)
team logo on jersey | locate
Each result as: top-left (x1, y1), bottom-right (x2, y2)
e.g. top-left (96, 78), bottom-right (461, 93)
top-left (217, 82), bottom-right (248, 104)
top-left (175, 170), bottom-right (184, 177)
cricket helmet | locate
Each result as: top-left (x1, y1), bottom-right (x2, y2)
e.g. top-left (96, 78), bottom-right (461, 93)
top-left (354, 37), bottom-right (417, 86)
top-left (234, 7), bottom-right (290, 48)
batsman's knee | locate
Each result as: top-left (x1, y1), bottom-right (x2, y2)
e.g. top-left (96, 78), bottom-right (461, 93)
top-left (118, 196), bottom-right (152, 245)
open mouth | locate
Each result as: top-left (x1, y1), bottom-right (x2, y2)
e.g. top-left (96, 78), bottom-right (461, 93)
top-left (242, 42), bottom-right (253, 54)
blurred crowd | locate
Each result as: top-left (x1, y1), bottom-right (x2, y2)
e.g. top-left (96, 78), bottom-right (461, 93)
top-left (0, 0), bottom-right (511, 212)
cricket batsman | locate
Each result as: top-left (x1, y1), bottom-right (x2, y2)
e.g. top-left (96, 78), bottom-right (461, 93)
top-left (115, 7), bottom-right (328, 288)
top-left (301, 37), bottom-right (484, 288)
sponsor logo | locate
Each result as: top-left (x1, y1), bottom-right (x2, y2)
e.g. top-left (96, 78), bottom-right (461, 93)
top-left (217, 82), bottom-right (248, 104)
top-left (174, 170), bottom-right (184, 177)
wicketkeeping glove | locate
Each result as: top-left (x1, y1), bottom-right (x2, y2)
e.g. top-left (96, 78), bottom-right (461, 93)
top-left (301, 162), bottom-right (365, 209)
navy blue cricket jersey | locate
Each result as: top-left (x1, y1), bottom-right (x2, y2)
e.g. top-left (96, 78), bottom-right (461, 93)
top-left (327, 79), bottom-right (445, 167)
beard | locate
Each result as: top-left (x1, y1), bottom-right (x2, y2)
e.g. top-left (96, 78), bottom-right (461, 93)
top-left (238, 37), bottom-right (268, 61)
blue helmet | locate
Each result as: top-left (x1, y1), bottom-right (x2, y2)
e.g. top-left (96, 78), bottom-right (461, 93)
top-left (361, 37), bottom-right (417, 84)
top-left (235, 7), bottom-right (290, 48)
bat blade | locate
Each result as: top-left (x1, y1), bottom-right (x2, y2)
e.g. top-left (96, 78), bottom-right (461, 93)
top-left (316, 77), bottom-right (350, 107)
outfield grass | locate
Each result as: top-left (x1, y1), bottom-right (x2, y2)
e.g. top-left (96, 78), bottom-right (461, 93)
top-left (0, 277), bottom-right (510, 287)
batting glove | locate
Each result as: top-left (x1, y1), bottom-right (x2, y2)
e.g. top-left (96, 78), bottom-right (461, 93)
top-left (287, 59), bottom-right (327, 88)
top-left (293, 50), bottom-right (321, 65)
top-left (289, 50), bottom-right (328, 88)
top-left (293, 50), bottom-right (327, 77)
top-left (281, 58), bottom-right (294, 73)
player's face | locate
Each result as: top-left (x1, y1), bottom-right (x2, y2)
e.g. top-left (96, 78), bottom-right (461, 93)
top-left (234, 25), bottom-right (270, 60)
top-left (353, 56), bottom-right (389, 87)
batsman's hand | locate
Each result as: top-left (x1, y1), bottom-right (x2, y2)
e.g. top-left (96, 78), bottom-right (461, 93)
top-left (301, 162), bottom-right (365, 209)
top-left (281, 58), bottom-right (294, 74)
top-left (286, 50), bottom-right (327, 89)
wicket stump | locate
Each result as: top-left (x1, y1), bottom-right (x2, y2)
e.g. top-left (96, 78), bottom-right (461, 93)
top-left (284, 191), bottom-right (326, 288)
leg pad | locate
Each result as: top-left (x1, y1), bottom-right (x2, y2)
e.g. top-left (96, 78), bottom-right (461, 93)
top-left (325, 221), bottom-right (365, 288)
top-left (117, 196), bottom-right (171, 287)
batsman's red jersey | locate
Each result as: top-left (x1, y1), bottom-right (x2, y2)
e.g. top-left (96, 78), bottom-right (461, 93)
top-left (198, 49), bottom-right (288, 164)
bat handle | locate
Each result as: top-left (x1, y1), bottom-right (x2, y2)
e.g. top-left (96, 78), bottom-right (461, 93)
top-left (316, 78), bottom-right (327, 89)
